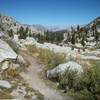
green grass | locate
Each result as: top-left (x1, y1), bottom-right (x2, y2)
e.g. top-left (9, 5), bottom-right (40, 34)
top-left (61, 62), bottom-right (100, 100)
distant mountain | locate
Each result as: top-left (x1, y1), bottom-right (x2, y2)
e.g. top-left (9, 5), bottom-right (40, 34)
top-left (0, 13), bottom-right (68, 34)
top-left (0, 12), bottom-right (100, 36)
top-left (0, 13), bottom-right (47, 34)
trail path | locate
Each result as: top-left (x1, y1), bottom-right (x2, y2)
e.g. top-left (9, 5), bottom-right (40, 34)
top-left (20, 51), bottom-right (72, 100)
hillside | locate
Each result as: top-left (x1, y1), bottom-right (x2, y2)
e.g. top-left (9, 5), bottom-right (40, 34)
top-left (0, 13), bottom-right (46, 34)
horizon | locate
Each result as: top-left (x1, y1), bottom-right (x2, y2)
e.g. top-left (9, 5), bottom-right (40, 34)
top-left (0, 0), bottom-right (100, 26)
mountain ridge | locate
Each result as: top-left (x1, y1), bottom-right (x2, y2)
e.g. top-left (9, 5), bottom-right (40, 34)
top-left (0, 12), bottom-right (100, 34)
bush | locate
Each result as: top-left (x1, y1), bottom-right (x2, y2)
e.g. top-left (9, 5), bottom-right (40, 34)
top-left (58, 68), bottom-right (78, 91)
top-left (39, 49), bottom-right (66, 70)
top-left (59, 63), bottom-right (100, 100)
top-left (2, 68), bottom-right (20, 80)
top-left (68, 89), bottom-right (94, 100)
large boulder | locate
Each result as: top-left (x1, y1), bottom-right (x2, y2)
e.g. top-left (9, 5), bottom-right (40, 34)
top-left (47, 61), bottom-right (83, 78)
top-left (0, 39), bottom-right (17, 62)
top-left (0, 80), bottom-right (11, 88)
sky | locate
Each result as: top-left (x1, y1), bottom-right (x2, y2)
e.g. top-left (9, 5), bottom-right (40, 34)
top-left (0, 0), bottom-right (100, 26)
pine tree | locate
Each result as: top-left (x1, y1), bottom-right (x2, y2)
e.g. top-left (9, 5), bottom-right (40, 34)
top-left (18, 26), bottom-right (27, 39)
top-left (91, 23), bottom-right (96, 36)
top-left (95, 31), bottom-right (99, 43)
top-left (71, 33), bottom-right (75, 45)
top-left (81, 36), bottom-right (85, 46)
top-left (25, 27), bottom-right (29, 34)
top-left (77, 25), bottom-right (80, 31)
top-left (8, 29), bottom-right (14, 38)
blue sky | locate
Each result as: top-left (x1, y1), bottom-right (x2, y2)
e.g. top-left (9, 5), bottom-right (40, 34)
top-left (0, 0), bottom-right (100, 26)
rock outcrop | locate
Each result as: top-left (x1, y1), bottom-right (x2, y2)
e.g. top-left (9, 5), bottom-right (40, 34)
top-left (0, 39), bottom-right (17, 62)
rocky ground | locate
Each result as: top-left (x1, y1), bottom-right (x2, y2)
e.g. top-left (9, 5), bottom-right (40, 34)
top-left (0, 39), bottom-right (45, 100)
top-left (0, 34), bottom-right (100, 99)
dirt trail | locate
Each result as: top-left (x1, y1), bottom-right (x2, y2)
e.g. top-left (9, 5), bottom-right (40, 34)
top-left (20, 51), bottom-right (72, 100)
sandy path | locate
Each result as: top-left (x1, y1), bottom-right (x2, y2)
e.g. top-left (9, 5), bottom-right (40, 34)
top-left (20, 51), bottom-right (72, 100)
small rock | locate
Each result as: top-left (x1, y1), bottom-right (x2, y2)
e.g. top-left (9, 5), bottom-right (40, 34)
top-left (1, 61), bottom-right (9, 70)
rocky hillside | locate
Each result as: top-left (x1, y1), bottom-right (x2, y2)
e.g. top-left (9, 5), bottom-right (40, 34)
top-left (0, 13), bottom-right (100, 48)
top-left (63, 17), bottom-right (100, 48)
top-left (0, 13), bottom-right (47, 34)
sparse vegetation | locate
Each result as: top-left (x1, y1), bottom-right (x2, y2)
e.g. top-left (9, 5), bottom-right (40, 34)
top-left (0, 91), bottom-right (13, 99)
top-left (26, 45), bottom-right (39, 54)
top-left (57, 62), bottom-right (100, 100)
top-left (58, 68), bottom-right (78, 91)
top-left (39, 48), bottom-right (66, 70)
top-left (2, 68), bottom-right (20, 80)
top-left (26, 45), bottom-right (66, 70)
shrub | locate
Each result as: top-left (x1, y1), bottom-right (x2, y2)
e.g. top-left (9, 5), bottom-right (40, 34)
top-left (60, 63), bottom-right (100, 100)
top-left (2, 68), bottom-right (19, 80)
top-left (58, 68), bottom-right (78, 91)
top-left (78, 65), bottom-right (100, 100)
top-left (68, 89), bottom-right (94, 100)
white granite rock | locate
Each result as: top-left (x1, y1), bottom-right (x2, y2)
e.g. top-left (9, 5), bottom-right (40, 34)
top-left (0, 80), bottom-right (11, 88)
top-left (1, 61), bottom-right (9, 70)
top-left (47, 61), bottom-right (83, 78)
top-left (0, 39), bottom-right (17, 62)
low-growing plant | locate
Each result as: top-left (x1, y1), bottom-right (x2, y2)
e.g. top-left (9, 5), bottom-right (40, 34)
top-left (58, 68), bottom-right (78, 91)
top-left (2, 68), bottom-right (19, 80)
top-left (59, 63), bottom-right (100, 100)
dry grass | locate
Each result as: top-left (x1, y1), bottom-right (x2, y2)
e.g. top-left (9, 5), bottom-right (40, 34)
top-left (38, 48), bottom-right (66, 70)
top-left (0, 91), bottom-right (13, 99)
top-left (26, 45), bottom-right (39, 55)
top-left (26, 45), bottom-right (66, 70)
